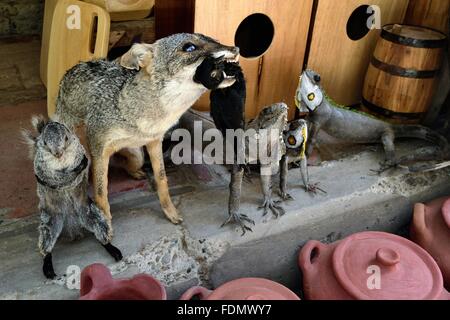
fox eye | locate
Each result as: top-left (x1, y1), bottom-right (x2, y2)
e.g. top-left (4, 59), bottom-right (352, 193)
top-left (314, 75), bottom-right (321, 83)
top-left (182, 43), bottom-right (197, 52)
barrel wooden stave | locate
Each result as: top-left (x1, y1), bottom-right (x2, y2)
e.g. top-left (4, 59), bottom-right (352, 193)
top-left (363, 63), bottom-right (437, 114)
top-left (362, 24), bottom-right (446, 122)
top-left (373, 37), bottom-right (443, 71)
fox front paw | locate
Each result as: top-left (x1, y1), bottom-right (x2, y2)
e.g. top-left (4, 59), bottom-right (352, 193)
top-left (162, 203), bottom-right (183, 225)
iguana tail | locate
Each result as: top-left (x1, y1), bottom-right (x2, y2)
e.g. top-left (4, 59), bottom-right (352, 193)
top-left (401, 160), bottom-right (450, 173)
top-left (393, 124), bottom-right (449, 156)
top-left (392, 125), bottom-right (450, 172)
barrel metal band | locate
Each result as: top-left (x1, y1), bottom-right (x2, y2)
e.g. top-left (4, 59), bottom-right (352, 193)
top-left (371, 57), bottom-right (439, 79)
top-left (362, 97), bottom-right (424, 120)
top-left (381, 27), bottom-right (447, 49)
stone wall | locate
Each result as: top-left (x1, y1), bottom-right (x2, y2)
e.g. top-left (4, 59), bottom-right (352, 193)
top-left (0, 0), bottom-right (44, 37)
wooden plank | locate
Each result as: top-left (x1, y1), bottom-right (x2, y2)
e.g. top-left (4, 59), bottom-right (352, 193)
top-left (109, 17), bottom-right (155, 48)
top-left (405, 0), bottom-right (450, 35)
top-left (47, 0), bottom-right (110, 116)
top-left (307, 0), bottom-right (409, 106)
top-left (84, 0), bottom-right (154, 21)
top-left (154, 0), bottom-right (195, 39)
top-left (40, 0), bottom-right (59, 87)
top-left (192, 0), bottom-right (314, 120)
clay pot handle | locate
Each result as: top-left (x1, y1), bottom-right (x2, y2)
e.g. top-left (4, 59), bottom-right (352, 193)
top-left (80, 263), bottom-right (114, 297)
top-left (180, 286), bottom-right (213, 300)
top-left (298, 240), bottom-right (326, 273)
top-left (376, 248), bottom-right (400, 267)
top-left (412, 203), bottom-right (432, 242)
top-left (442, 199), bottom-right (450, 229)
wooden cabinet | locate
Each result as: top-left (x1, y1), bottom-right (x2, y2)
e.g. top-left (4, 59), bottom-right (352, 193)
top-left (156, 0), bottom-right (314, 120)
top-left (306, 0), bottom-right (409, 106)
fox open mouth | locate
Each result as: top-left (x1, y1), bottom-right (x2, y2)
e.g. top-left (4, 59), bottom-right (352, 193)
top-left (224, 55), bottom-right (240, 64)
top-left (212, 50), bottom-right (240, 64)
top-left (194, 54), bottom-right (242, 90)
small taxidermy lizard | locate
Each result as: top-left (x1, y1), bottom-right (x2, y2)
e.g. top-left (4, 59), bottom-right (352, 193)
top-left (195, 57), bottom-right (304, 235)
top-left (284, 119), bottom-right (325, 194)
top-left (296, 69), bottom-right (449, 172)
top-left (23, 116), bottom-right (122, 279)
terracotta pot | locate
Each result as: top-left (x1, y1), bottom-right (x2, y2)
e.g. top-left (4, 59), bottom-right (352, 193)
top-left (411, 197), bottom-right (450, 289)
top-left (79, 263), bottom-right (166, 300)
top-left (180, 278), bottom-right (300, 300)
top-left (298, 231), bottom-right (449, 300)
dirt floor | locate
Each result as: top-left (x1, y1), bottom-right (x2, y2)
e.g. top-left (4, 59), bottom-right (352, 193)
top-left (0, 37), bottom-right (46, 106)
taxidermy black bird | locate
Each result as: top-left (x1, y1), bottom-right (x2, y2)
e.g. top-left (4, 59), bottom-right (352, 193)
top-left (194, 56), bottom-right (255, 235)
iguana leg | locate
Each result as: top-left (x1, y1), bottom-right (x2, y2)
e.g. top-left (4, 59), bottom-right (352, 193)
top-left (372, 129), bottom-right (397, 174)
top-left (279, 155), bottom-right (293, 201)
top-left (221, 164), bottom-right (255, 235)
top-left (300, 156), bottom-right (309, 189)
top-left (299, 156), bottom-right (325, 195)
top-left (381, 129), bottom-right (396, 165)
top-left (259, 166), bottom-right (285, 218)
top-left (306, 122), bottom-right (321, 157)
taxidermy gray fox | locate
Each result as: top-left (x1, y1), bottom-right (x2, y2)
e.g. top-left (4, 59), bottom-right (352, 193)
top-left (23, 116), bottom-right (122, 279)
top-left (53, 33), bottom-right (239, 224)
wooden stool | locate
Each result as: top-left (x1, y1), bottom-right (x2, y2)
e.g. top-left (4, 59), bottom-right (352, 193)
top-left (45, 0), bottom-right (110, 116)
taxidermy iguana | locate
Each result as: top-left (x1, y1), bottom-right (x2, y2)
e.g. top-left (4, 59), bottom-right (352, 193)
top-left (284, 119), bottom-right (324, 194)
top-left (296, 69), bottom-right (449, 172)
top-left (195, 57), bottom-right (291, 235)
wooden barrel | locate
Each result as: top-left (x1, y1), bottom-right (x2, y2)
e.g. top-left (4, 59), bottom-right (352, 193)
top-left (362, 24), bottom-right (447, 123)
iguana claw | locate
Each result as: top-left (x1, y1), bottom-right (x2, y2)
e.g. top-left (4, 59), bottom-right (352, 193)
top-left (305, 182), bottom-right (326, 195)
top-left (371, 161), bottom-right (398, 175)
top-left (278, 192), bottom-right (294, 201)
top-left (221, 213), bottom-right (255, 236)
top-left (259, 198), bottom-right (286, 218)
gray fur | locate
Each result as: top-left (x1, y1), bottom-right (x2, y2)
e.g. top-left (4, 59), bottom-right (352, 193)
top-left (53, 33), bottom-right (239, 223)
top-left (22, 117), bottom-right (112, 256)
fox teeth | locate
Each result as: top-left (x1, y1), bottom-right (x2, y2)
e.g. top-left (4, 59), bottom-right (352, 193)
top-left (222, 71), bottom-right (235, 79)
top-left (225, 56), bottom-right (240, 63)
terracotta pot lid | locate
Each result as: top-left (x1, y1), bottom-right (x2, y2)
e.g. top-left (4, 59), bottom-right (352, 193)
top-left (332, 232), bottom-right (443, 300)
top-left (207, 278), bottom-right (300, 300)
top-left (441, 199), bottom-right (450, 229)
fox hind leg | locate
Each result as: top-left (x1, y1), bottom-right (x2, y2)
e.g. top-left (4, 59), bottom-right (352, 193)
top-left (116, 147), bottom-right (146, 180)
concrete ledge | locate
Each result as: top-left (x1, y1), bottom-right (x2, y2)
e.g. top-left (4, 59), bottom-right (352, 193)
top-left (1, 141), bottom-right (449, 299)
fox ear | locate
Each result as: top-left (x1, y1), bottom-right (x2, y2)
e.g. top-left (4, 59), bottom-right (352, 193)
top-left (120, 43), bottom-right (153, 70)
top-left (31, 115), bottom-right (47, 134)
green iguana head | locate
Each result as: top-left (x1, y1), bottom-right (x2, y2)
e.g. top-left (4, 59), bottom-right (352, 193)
top-left (295, 69), bottom-right (324, 113)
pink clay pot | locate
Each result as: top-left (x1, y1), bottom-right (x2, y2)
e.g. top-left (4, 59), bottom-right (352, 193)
top-left (298, 231), bottom-right (449, 300)
top-left (411, 197), bottom-right (450, 289)
top-left (79, 263), bottom-right (167, 300)
top-left (180, 278), bottom-right (300, 300)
